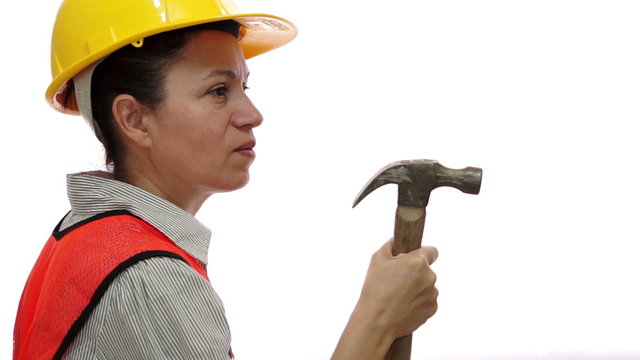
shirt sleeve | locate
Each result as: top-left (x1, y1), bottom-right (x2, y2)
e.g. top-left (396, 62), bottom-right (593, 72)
top-left (64, 256), bottom-right (232, 360)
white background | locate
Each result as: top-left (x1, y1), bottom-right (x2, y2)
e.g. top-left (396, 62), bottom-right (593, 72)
top-left (2, 0), bottom-right (640, 359)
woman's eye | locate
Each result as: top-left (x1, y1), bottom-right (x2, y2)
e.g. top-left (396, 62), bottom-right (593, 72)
top-left (208, 86), bottom-right (227, 97)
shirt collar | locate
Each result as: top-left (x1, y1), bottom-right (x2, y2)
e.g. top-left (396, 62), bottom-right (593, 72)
top-left (66, 171), bottom-right (212, 265)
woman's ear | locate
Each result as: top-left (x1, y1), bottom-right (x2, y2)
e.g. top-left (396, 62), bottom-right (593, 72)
top-left (112, 94), bottom-right (152, 147)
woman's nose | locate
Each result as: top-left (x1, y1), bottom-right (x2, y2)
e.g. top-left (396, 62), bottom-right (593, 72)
top-left (231, 93), bottom-right (263, 129)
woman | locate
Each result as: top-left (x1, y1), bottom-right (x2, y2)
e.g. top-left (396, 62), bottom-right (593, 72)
top-left (14, 0), bottom-right (439, 359)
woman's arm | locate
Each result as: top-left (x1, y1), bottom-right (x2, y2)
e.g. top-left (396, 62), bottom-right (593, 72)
top-left (331, 239), bottom-right (439, 360)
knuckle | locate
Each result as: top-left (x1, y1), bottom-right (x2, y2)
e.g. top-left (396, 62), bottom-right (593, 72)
top-left (432, 286), bottom-right (439, 300)
top-left (427, 270), bottom-right (437, 286)
top-left (407, 254), bottom-right (428, 269)
top-left (428, 300), bottom-right (439, 318)
top-left (427, 289), bottom-right (439, 307)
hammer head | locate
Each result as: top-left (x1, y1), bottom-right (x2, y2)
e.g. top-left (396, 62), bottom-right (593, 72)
top-left (353, 159), bottom-right (482, 208)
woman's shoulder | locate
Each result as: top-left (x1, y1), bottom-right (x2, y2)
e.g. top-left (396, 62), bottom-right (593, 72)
top-left (66, 256), bottom-right (232, 358)
top-left (107, 256), bottom-right (216, 302)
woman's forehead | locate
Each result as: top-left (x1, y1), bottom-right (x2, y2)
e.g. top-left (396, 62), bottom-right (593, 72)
top-left (178, 31), bottom-right (248, 75)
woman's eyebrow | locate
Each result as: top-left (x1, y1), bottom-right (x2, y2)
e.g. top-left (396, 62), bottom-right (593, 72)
top-left (203, 69), bottom-right (237, 80)
top-left (203, 70), bottom-right (250, 82)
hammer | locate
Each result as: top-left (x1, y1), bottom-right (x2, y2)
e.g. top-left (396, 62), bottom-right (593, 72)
top-left (353, 159), bottom-right (482, 360)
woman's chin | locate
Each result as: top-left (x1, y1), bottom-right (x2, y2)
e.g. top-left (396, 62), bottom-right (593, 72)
top-left (209, 174), bottom-right (251, 194)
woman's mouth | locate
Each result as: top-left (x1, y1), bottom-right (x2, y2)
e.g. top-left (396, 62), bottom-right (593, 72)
top-left (234, 140), bottom-right (256, 159)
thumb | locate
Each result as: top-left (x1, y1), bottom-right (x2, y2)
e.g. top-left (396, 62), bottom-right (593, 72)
top-left (411, 245), bottom-right (439, 265)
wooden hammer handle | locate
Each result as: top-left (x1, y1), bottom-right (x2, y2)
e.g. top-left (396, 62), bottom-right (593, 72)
top-left (386, 205), bottom-right (426, 360)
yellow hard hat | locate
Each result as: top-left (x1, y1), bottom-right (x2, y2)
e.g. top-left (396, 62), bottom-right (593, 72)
top-left (47, 0), bottom-right (297, 114)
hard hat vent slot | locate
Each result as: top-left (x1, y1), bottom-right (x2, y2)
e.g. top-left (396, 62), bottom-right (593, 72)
top-left (131, 39), bottom-right (145, 48)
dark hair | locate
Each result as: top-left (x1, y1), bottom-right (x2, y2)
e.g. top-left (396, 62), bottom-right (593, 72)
top-left (79, 20), bottom-right (240, 178)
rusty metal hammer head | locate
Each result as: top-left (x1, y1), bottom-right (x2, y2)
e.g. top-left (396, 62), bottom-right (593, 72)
top-left (353, 159), bottom-right (483, 208)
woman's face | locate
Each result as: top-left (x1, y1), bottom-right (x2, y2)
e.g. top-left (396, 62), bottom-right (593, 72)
top-left (145, 30), bottom-right (263, 200)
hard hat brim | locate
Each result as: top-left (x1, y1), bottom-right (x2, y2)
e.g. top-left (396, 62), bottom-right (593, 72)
top-left (47, 14), bottom-right (297, 115)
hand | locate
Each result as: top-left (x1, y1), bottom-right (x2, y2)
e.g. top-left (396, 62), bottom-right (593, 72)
top-left (358, 238), bottom-right (439, 339)
top-left (331, 239), bottom-right (438, 360)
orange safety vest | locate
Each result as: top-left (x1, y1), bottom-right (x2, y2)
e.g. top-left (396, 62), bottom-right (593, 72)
top-left (13, 210), bottom-right (209, 360)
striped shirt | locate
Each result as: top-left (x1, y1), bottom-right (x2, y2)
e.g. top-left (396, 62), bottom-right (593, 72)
top-left (60, 171), bottom-right (232, 359)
